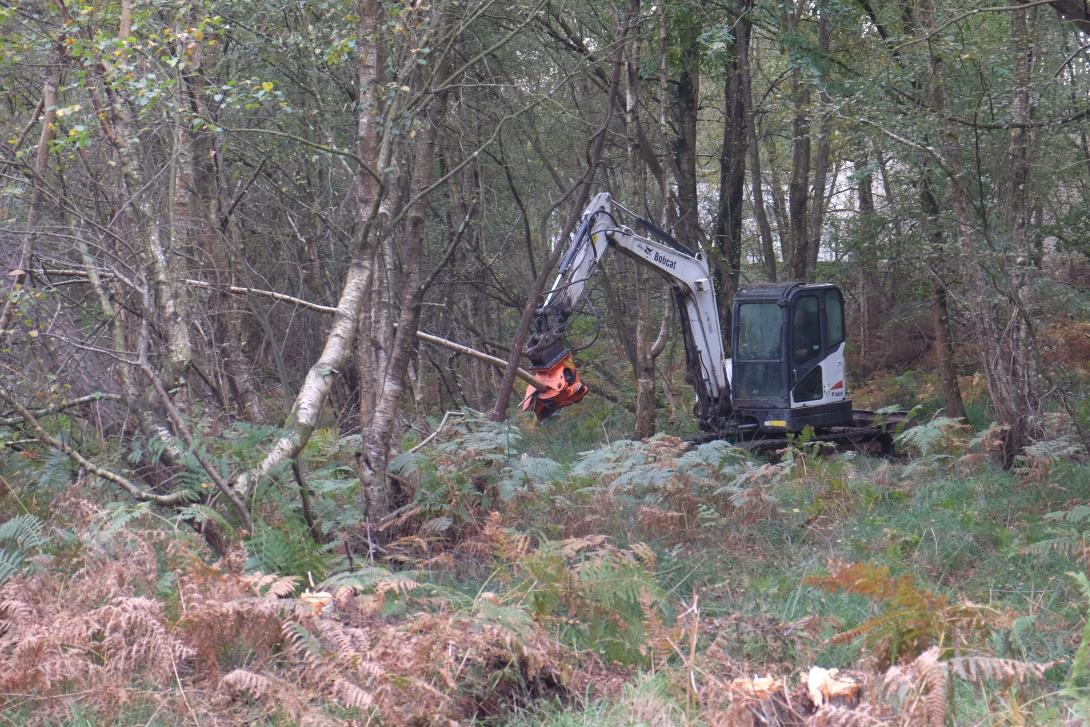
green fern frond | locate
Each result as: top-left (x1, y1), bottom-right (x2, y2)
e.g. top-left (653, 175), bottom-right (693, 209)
top-left (895, 415), bottom-right (964, 456)
top-left (0, 514), bottom-right (45, 586)
top-left (497, 456), bottom-right (564, 502)
top-left (1024, 536), bottom-right (1080, 558)
top-left (320, 565), bottom-right (428, 596)
top-left (0, 548), bottom-right (22, 586)
top-left (1066, 571), bottom-right (1090, 692)
top-left (34, 449), bottom-right (74, 491)
top-left (0, 513), bottom-right (45, 549)
top-left (247, 518), bottom-right (343, 581)
top-left (471, 598), bottom-right (535, 639)
top-left (390, 450), bottom-right (424, 476)
top-left (1020, 436), bottom-right (1084, 461)
top-left (177, 504), bottom-right (237, 537)
top-left (87, 503), bottom-right (152, 544)
top-left (1045, 505), bottom-right (1090, 524)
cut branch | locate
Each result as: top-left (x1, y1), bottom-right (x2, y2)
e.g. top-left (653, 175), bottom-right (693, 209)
top-left (415, 329), bottom-right (548, 391)
top-left (41, 269), bottom-right (546, 391)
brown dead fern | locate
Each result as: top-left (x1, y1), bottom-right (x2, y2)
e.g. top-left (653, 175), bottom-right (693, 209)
top-left (172, 549), bottom-right (293, 675)
top-left (807, 561), bottom-right (1006, 668)
top-left (806, 703), bottom-right (888, 726)
top-left (881, 647), bottom-right (1052, 727)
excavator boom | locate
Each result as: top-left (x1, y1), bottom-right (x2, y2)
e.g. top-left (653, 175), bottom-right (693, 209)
top-left (522, 193), bottom-right (733, 431)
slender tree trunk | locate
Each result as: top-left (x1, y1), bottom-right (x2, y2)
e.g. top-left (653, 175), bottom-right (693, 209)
top-left (360, 73), bottom-right (450, 519)
top-left (76, 4), bottom-right (193, 387)
top-left (999, 0), bottom-right (1041, 456)
top-left (766, 140), bottom-right (791, 263)
top-left (855, 149), bottom-right (875, 363)
top-left (672, 11), bottom-right (702, 247)
top-left (87, 94), bottom-right (193, 386)
top-left (916, 0), bottom-right (1038, 464)
top-left (785, 2), bottom-right (811, 281)
top-left (740, 17), bottom-right (776, 282)
top-left (711, 11), bottom-right (749, 327)
top-left (626, 0), bottom-right (661, 440)
top-left (355, 0), bottom-right (399, 440)
top-left (634, 286), bottom-right (671, 439)
top-left (182, 25), bottom-right (263, 421)
top-left (805, 15), bottom-right (832, 280)
top-left (805, 128), bottom-right (830, 279)
top-left (119, 0), bottom-right (133, 38)
top-left (357, 242), bottom-right (395, 433)
top-left (236, 260), bottom-right (374, 498)
top-left (918, 175), bottom-right (966, 420)
top-left (0, 44), bottom-right (61, 338)
top-left (235, 0), bottom-right (386, 497)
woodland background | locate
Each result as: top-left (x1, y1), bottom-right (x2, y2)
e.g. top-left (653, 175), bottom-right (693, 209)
top-left (3, 0), bottom-right (1090, 724)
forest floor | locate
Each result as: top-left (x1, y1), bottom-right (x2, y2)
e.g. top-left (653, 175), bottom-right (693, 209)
top-left (1, 383), bottom-right (1089, 725)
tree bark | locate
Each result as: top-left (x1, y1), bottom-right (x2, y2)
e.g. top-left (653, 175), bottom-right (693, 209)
top-left (626, 0), bottom-right (663, 440)
top-left (711, 11), bottom-right (750, 327)
top-left (998, 0), bottom-right (1041, 457)
top-left (805, 15), bottom-right (832, 279)
top-left (740, 17), bottom-right (776, 283)
top-left (672, 10), bottom-right (702, 248)
top-left (0, 44), bottom-right (61, 339)
top-left (918, 174), bottom-right (966, 420)
top-left (785, 2), bottom-right (811, 281)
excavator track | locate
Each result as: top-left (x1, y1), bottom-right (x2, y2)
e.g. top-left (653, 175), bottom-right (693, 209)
top-left (685, 410), bottom-right (909, 458)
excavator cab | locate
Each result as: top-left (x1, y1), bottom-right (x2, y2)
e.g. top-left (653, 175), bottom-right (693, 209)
top-left (730, 283), bottom-right (852, 433)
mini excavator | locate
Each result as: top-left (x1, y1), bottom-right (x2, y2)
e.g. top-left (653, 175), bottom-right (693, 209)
top-left (520, 192), bottom-right (905, 453)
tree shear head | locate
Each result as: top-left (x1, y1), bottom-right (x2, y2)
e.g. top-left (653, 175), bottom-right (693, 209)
top-left (519, 354), bottom-right (588, 421)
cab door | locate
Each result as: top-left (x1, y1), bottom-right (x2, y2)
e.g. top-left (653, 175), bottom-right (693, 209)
top-left (790, 294), bottom-right (824, 405)
top-left (789, 289), bottom-right (846, 407)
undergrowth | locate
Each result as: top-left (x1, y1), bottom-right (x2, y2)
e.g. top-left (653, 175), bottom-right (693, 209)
top-left (1, 410), bottom-right (1088, 724)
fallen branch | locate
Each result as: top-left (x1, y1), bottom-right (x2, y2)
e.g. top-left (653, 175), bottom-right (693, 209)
top-left (183, 279), bottom-right (339, 314)
top-left (414, 330), bottom-right (548, 391)
top-left (409, 410), bottom-right (465, 453)
top-left (0, 391), bottom-right (122, 426)
top-left (189, 283), bottom-right (550, 391)
top-left (41, 268), bottom-right (340, 314)
top-left (42, 268), bottom-right (548, 391)
top-left (0, 386), bottom-right (191, 505)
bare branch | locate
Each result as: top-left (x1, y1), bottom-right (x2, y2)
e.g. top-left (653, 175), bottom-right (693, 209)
top-left (0, 386), bottom-right (192, 506)
top-left (0, 391), bottom-right (122, 426)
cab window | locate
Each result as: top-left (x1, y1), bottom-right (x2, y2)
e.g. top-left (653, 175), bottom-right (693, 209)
top-left (825, 290), bottom-right (845, 347)
top-left (737, 303), bottom-right (781, 361)
top-left (792, 295), bottom-right (821, 364)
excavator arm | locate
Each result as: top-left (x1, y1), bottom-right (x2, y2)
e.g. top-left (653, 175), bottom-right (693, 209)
top-left (522, 192), bottom-right (733, 431)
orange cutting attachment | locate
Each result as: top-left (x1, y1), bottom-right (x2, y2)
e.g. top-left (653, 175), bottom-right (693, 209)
top-left (520, 354), bottom-right (588, 421)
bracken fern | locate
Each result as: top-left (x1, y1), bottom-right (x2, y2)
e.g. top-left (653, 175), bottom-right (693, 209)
top-left (807, 562), bottom-right (1006, 668)
top-left (0, 513), bottom-right (44, 585)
